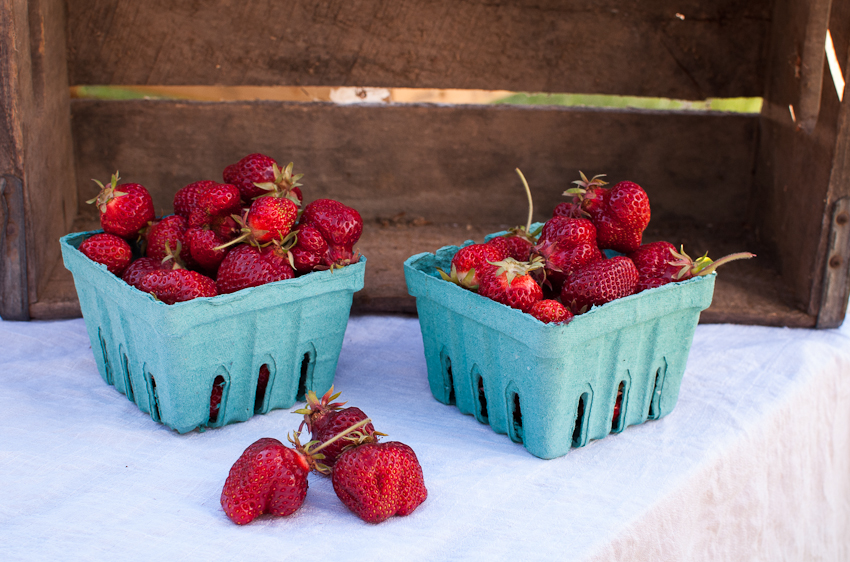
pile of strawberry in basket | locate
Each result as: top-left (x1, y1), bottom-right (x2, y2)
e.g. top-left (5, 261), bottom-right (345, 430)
top-left (439, 170), bottom-right (754, 324)
top-left (77, 153), bottom-right (362, 303)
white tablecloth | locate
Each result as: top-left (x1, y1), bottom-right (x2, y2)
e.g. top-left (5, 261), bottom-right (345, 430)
top-left (1, 313), bottom-right (849, 561)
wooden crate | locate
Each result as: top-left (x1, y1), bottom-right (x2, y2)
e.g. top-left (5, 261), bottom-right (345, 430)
top-left (2, 0), bottom-right (849, 327)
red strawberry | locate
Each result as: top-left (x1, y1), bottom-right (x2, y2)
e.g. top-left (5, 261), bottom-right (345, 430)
top-left (295, 387), bottom-right (377, 468)
top-left (593, 181), bottom-right (650, 253)
top-left (221, 196), bottom-right (299, 249)
top-left (78, 233), bottom-right (133, 276)
top-left (299, 199), bottom-right (363, 250)
top-left (215, 243), bottom-right (294, 294)
top-left (145, 215), bottom-right (194, 267)
top-left (87, 172), bottom-right (155, 239)
top-left (174, 180), bottom-right (217, 219)
top-left (628, 241), bottom-right (755, 291)
top-left (186, 182), bottom-right (242, 230)
top-left (138, 267), bottom-right (217, 304)
top-left (223, 154), bottom-right (303, 204)
top-left (122, 256), bottom-right (172, 290)
top-left (438, 243), bottom-right (506, 290)
top-left (529, 299), bottom-right (574, 324)
top-left (332, 441), bottom-right (428, 524)
top-left (289, 224), bottom-right (329, 274)
top-left (220, 437), bottom-right (312, 524)
top-left (558, 172), bottom-right (610, 220)
top-left (560, 256), bottom-right (638, 313)
top-left (185, 227), bottom-right (231, 274)
top-left (478, 257), bottom-right (544, 312)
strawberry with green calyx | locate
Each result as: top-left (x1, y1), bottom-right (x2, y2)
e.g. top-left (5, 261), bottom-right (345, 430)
top-left (628, 241), bottom-right (756, 292)
top-left (529, 299), bottom-right (574, 324)
top-left (137, 242), bottom-right (217, 304)
top-left (214, 194), bottom-right (299, 251)
top-left (145, 214), bottom-right (196, 269)
top-left (295, 386), bottom-right (380, 468)
top-left (220, 418), bottom-right (374, 525)
top-left (79, 232), bottom-right (133, 276)
top-left (215, 242), bottom-right (294, 294)
top-left (87, 172), bottom-right (155, 239)
top-left (223, 153), bottom-right (304, 205)
top-left (560, 255), bottom-right (639, 314)
top-left (556, 171), bottom-right (609, 220)
top-left (478, 256), bottom-right (545, 312)
top-left (438, 243), bottom-right (507, 290)
top-left (332, 437), bottom-right (428, 524)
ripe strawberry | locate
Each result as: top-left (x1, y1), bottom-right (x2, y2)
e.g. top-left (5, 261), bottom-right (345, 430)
top-left (558, 172), bottom-right (609, 220)
top-left (295, 387), bottom-right (377, 468)
top-left (560, 256), bottom-right (638, 313)
top-left (529, 299), bottom-right (574, 324)
top-left (628, 241), bottom-right (755, 292)
top-left (138, 266), bottom-right (217, 304)
top-left (185, 227), bottom-right (231, 274)
top-left (332, 441), bottom-right (428, 524)
top-left (145, 215), bottom-right (195, 267)
top-left (438, 243), bottom-right (506, 290)
top-left (174, 180), bottom-right (217, 219)
top-left (186, 182), bottom-right (242, 230)
top-left (299, 199), bottom-right (363, 251)
top-left (288, 224), bottom-right (329, 274)
top-left (538, 216), bottom-right (597, 246)
top-left (478, 257), bottom-right (544, 312)
top-left (220, 437), bottom-right (312, 524)
top-left (215, 243), bottom-right (294, 294)
top-left (593, 181), bottom-right (650, 253)
top-left (87, 172), bottom-right (155, 239)
top-left (221, 196), bottom-right (299, 249)
top-left (78, 233), bottom-right (133, 276)
top-left (223, 154), bottom-right (303, 204)
top-left (122, 256), bottom-right (172, 290)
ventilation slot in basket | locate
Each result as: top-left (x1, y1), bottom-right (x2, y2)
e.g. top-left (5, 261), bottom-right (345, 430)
top-left (509, 391), bottom-right (523, 443)
top-left (476, 374), bottom-right (488, 423)
top-left (440, 349), bottom-right (455, 405)
top-left (122, 353), bottom-right (135, 403)
top-left (97, 328), bottom-right (113, 386)
top-left (648, 367), bottom-right (665, 420)
top-left (296, 348), bottom-right (314, 402)
top-left (612, 381), bottom-right (626, 432)
top-left (209, 375), bottom-right (227, 424)
top-left (254, 364), bottom-right (271, 414)
top-left (147, 374), bottom-right (161, 422)
top-left (572, 392), bottom-right (588, 447)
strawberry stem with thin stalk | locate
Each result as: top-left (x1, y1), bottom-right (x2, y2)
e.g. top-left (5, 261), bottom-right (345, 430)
top-left (695, 252), bottom-right (756, 276)
top-left (307, 417), bottom-right (373, 455)
top-left (515, 168), bottom-right (533, 232)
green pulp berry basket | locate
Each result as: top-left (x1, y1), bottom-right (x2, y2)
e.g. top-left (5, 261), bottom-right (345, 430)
top-left (403, 239), bottom-right (714, 459)
top-left (60, 230), bottom-right (365, 433)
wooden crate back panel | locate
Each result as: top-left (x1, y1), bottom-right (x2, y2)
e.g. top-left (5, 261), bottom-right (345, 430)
top-left (71, 100), bottom-right (758, 229)
top-left (66, 0), bottom-right (772, 100)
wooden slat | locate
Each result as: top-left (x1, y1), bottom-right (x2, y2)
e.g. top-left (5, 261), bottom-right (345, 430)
top-left (70, 100), bottom-right (759, 230)
top-left (66, 0), bottom-right (772, 100)
top-left (0, 0), bottom-right (77, 319)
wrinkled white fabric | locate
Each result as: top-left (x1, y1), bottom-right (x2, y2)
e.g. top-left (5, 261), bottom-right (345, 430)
top-left (0, 314), bottom-right (848, 561)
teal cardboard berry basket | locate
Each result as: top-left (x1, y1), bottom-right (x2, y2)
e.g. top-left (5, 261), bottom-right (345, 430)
top-left (403, 238), bottom-right (714, 460)
top-left (61, 230), bottom-right (365, 433)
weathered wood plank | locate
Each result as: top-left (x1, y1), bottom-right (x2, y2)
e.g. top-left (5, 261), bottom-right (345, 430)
top-left (70, 99), bottom-right (759, 231)
top-left (66, 0), bottom-right (773, 100)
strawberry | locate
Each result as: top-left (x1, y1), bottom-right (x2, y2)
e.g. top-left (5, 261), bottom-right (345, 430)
top-left (299, 199), bottom-right (363, 251)
top-left (223, 154), bottom-right (303, 204)
top-left (295, 387), bottom-right (377, 468)
top-left (220, 196), bottom-right (299, 249)
top-left (138, 264), bottom-right (217, 304)
top-left (220, 436), bottom-right (312, 524)
top-left (558, 172), bottom-right (609, 220)
top-left (438, 243), bottom-right (506, 290)
top-left (478, 257), bottom-right (544, 312)
top-left (289, 224), bottom-right (329, 274)
top-left (174, 180), bottom-right (217, 219)
top-left (537, 216), bottom-right (597, 247)
top-left (628, 241), bottom-right (755, 292)
top-left (122, 256), bottom-right (172, 290)
top-left (560, 256), bottom-right (638, 313)
top-left (78, 233), bottom-right (133, 276)
top-left (186, 182), bottom-right (242, 230)
top-left (593, 180), bottom-right (650, 253)
top-left (145, 215), bottom-right (195, 267)
top-left (332, 441), bottom-right (428, 524)
top-left (87, 172), bottom-right (155, 239)
top-left (215, 243), bottom-right (294, 294)
top-left (536, 238), bottom-right (603, 291)
top-left (529, 299), bottom-right (574, 324)
top-left (185, 227), bottom-right (231, 274)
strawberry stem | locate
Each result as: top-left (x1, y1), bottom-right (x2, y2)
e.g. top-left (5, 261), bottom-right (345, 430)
top-left (515, 168), bottom-right (533, 232)
top-left (308, 417), bottom-right (373, 455)
top-left (696, 251), bottom-right (756, 276)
